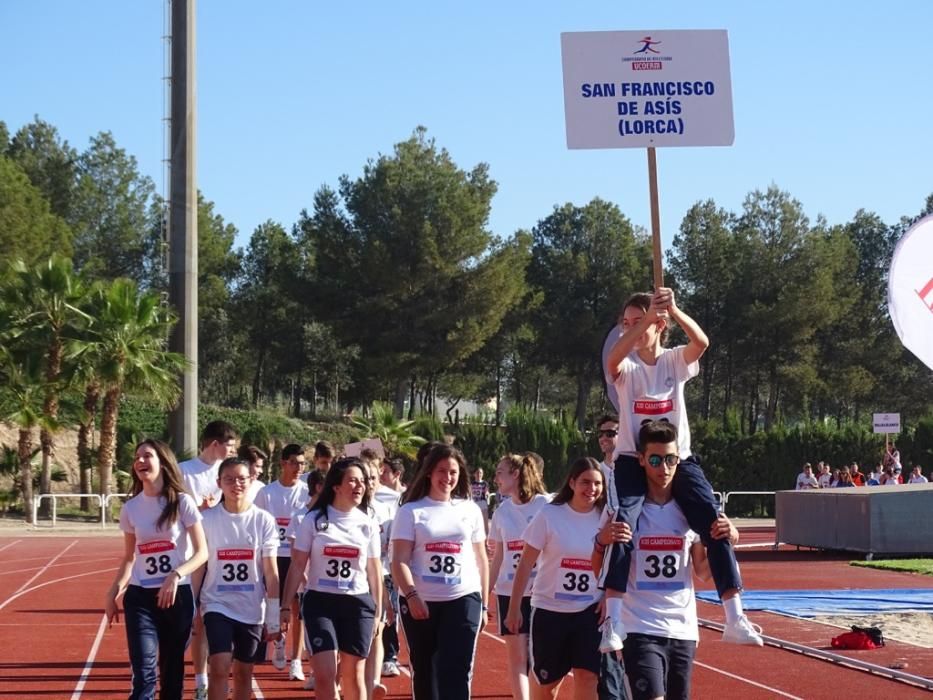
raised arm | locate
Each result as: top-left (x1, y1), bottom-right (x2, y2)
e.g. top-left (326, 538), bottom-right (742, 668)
top-left (663, 288), bottom-right (709, 366)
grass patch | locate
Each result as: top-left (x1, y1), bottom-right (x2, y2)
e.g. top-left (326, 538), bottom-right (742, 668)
top-left (851, 559), bottom-right (933, 576)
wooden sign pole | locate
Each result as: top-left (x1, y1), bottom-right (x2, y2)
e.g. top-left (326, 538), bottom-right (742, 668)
top-left (647, 147), bottom-right (664, 288)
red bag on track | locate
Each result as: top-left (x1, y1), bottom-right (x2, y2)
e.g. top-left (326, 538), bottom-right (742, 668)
top-left (831, 630), bottom-right (882, 650)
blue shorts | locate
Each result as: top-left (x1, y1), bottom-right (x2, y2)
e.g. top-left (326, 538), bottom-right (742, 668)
top-left (529, 604), bottom-right (601, 685)
top-left (622, 633), bottom-right (696, 700)
top-left (497, 594), bottom-right (531, 636)
top-left (204, 611), bottom-right (263, 663)
top-left (303, 589), bottom-right (375, 658)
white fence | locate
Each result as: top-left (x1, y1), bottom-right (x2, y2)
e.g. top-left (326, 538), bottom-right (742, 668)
top-left (32, 493), bottom-right (131, 528)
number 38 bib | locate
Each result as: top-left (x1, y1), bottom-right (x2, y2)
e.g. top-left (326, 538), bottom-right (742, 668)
top-left (136, 539), bottom-right (182, 586)
top-left (554, 557), bottom-right (595, 603)
top-left (635, 536), bottom-right (687, 591)
top-left (318, 545), bottom-right (360, 591)
top-left (420, 541), bottom-right (463, 585)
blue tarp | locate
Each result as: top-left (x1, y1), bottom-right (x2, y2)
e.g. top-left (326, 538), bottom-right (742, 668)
top-left (695, 588), bottom-right (933, 617)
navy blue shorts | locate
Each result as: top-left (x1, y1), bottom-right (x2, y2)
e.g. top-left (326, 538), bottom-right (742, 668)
top-left (204, 611), bottom-right (263, 663)
top-left (303, 589), bottom-right (375, 657)
top-left (497, 594), bottom-right (531, 636)
top-left (622, 633), bottom-right (696, 700)
top-left (529, 604), bottom-right (601, 685)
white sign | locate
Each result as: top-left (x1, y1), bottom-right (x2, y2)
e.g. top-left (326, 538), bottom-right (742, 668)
top-left (888, 215), bottom-right (933, 372)
top-left (560, 30), bottom-right (734, 149)
top-left (343, 438), bottom-right (386, 459)
top-left (873, 413), bottom-right (901, 434)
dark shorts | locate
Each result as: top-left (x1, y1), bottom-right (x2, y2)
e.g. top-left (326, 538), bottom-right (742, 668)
top-left (622, 633), bottom-right (696, 700)
top-left (529, 604), bottom-right (601, 685)
top-left (302, 589), bottom-right (375, 658)
top-left (497, 594), bottom-right (531, 636)
top-left (203, 611), bottom-right (263, 664)
top-left (276, 557), bottom-right (292, 601)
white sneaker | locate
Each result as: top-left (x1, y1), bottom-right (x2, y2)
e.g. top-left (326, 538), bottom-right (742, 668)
top-left (193, 687), bottom-right (208, 700)
top-left (722, 615), bottom-right (764, 646)
top-left (303, 675), bottom-right (316, 690)
top-left (381, 660), bottom-right (401, 677)
top-left (272, 637), bottom-right (287, 670)
top-left (289, 659), bottom-right (305, 681)
top-left (599, 618), bottom-right (625, 654)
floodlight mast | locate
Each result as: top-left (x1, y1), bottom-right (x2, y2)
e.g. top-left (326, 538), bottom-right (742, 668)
top-left (167, 0), bottom-right (198, 455)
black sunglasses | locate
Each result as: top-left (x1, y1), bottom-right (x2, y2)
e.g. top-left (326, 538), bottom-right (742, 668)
top-left (598, 429), bottom-right (618, 438)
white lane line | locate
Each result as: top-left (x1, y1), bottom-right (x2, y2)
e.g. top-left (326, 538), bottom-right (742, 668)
top-left (0, 540), bottom-right (22, 553)
top-left (0, 567), bottom-right (117, 612)
top-left (6, 540), bottom-right (76, 601)
top-left (0, 557), bottom-right (117, 577)
top-left (482, 630), bottom-right (505, 645)
top-left (694, 661), bottom-right (805, 699)
top-left (70, 614), bottom-right (109, 700)
top-left (251, 677), bottom-right (265, 699)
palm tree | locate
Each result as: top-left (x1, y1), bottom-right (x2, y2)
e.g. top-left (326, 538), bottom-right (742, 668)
top-left (5, 256), bottom-right (88, 505)
top-left (77, 279), bottom-right (186, 496)
top-left (351, 401), bottom-right (427, 459)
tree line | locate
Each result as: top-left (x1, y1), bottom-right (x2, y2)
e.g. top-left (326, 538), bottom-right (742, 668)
top-left (2, 116), bottom-right (932, 516)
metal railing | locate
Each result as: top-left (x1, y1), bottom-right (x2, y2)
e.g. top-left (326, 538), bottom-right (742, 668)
top-left (719, 490), bottom-right (775, 516)
top-left (32, 493), bottom-right (131, 528)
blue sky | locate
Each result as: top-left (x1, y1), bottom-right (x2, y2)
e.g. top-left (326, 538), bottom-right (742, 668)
top-left (3, 2), bottom-right (932, 253)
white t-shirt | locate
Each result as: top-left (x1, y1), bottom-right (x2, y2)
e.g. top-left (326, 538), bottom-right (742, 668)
top-left (120, 493), bottom-right (201, 588)
top-left (620, 500), bottom-right (699, 642)
top-left (373, 485), bottom-right (402, 519)
top-left (489, 494), bottom-right (550, 596)
top-left (199, 504), bottom-right (279, 625)
top-left (180, 456), bottom-right (221, 505)
top-left (909, 474), bottom-right (929, 484)
top-left (246, 478), bottom-right (265, 503)
top-left (391, 497), bottom-right (485, 602)
top-left (818, 472), bottom-right (832, 489)
top-left (294, 505), bottom-right (380, 596)
top-left (254, 480), bottom-right (310, 557)
top-left (369, 499), bottom-right (393, 569)
top-left (522, 503), bottom-right (602, 613)
top-left (612, 346), bottom-right (698, 460)
top-left (795, 472), bottom-right (818, 490)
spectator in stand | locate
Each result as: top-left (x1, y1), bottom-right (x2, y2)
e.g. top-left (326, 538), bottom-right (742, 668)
top-left (848, 463), bottom-right (865, 486)
top-left (836, 470), bottom-right (855, 487)
top-left (817, 464), bottom-right (832, 489)
top-left (866, 470), bottom-right (881, 486)
top-left (908, 466), bottom-right (929, 484)
top-left (830, 469), bottom-right (840, 487)
top-left (795, 463), bottom-right (819, 490)
top-left (891, 466), bottom-right (904, 484)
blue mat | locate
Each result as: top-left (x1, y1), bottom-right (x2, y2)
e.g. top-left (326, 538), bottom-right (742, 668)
top-left (695, 589), bottom-right (933, 617)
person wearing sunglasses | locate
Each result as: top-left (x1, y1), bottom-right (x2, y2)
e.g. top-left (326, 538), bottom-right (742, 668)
top-left (599, 288), bottom-right (762, 653)
top-left (594, 422), bottom-right (738, 700)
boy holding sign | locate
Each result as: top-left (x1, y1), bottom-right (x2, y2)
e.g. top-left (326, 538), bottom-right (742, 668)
top-left (596, 288), bottom-right (762, 652)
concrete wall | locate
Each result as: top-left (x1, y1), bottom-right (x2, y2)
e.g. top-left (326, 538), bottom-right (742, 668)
top-left (776, 484), bottom-right (933, 555)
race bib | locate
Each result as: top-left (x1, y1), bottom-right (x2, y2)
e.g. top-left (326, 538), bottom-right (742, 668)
top-left (506, 540), bottom-right (536, 581)
top-left (318, 545), bottom-right (359, 591)
top-left (554, 557), bottom-right (595, 603)
top-left (136, 540), bottom-right (179, 586)
top-left (635, 536), bottom-right (687, 590)
top-left (276, 518), bottom-right (291, 548)
top-left (216, 548), bottom-right (257, 592)
top-left (421, 541), bottom-right (463, 585)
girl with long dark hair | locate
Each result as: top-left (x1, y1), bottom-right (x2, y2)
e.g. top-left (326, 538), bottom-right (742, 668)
top-left (105, 439), bottom-right (208, 700)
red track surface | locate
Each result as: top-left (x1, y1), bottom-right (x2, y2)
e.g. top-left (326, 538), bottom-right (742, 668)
top-left (1, 532), bottom-right (931, 699)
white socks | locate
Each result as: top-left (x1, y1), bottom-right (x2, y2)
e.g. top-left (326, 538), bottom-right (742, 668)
top-left (723, 594), bottom-right (744, 624)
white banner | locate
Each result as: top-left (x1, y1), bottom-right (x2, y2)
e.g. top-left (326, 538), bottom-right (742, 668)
top-left (873, 413), bottom-right (901, 434)
top-left (560, 29), bottom-right (734, 149)
top-left (888, 215), bottom-right (933, 372)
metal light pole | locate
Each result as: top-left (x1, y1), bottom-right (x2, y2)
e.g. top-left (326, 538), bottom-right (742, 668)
top-left (167, 0), bottom-right (198, 454)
